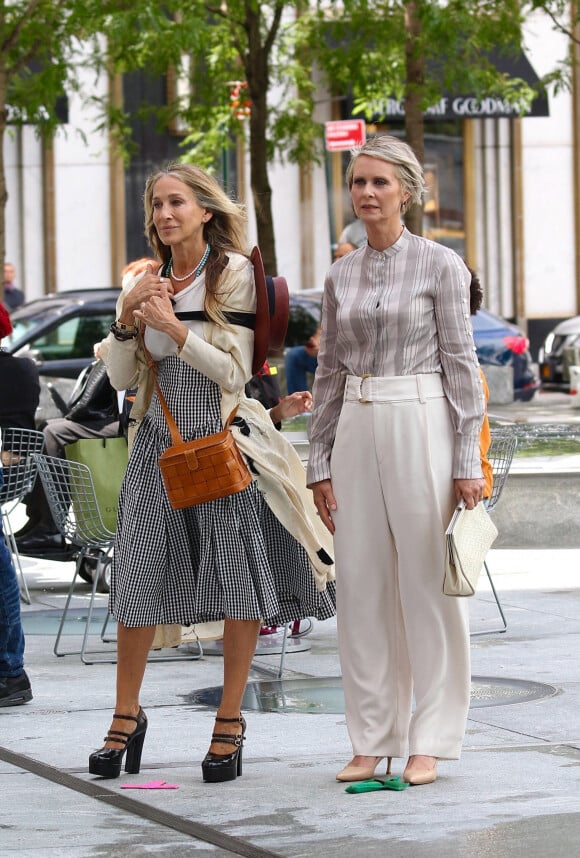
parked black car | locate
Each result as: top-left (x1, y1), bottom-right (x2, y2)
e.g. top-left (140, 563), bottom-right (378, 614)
top-left (4, 289), bottom-right (120, 422)
top-left (286, 291), bottom-right (539, 401)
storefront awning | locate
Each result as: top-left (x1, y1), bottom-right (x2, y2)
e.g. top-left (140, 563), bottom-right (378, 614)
top-left (342, 50), bottom-right (549, 122)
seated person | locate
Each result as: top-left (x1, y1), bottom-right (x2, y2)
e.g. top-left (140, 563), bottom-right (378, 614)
top-left (14, 256), bottom-right (157, 555)
top-left (15, 356), bottom-right (121, 555)
top-left (0, 303), bottom-right (40, 436)
top-left (284, 326), bottom-right (320, 395)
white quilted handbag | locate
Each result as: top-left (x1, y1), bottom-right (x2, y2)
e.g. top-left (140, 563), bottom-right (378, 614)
top-left (443, 500), bottom-right (498, 596)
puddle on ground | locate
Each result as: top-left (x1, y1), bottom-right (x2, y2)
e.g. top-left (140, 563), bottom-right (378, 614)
top-left (186, 675), bottom-right (559, 714)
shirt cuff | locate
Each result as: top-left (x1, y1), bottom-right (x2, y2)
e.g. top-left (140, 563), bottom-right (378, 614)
top-left (306, 441), bottom-right (333, 485)
top-left (453, 433), bottom-right (483, 479)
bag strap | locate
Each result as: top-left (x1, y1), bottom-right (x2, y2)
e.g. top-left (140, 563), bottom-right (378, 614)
top-left (140, 336), bottom-right (239, 445)
top-left (175, 310), bottom-right (256, 330)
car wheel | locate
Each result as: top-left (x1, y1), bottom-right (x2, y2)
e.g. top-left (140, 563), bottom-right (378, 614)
top-left (99, 563), bottom-right (111, 594)
top-left (79, 552), bottom-right (111, 594)
top-left (78, 563), bottom-right (94, 585)
top-left (517, 389), bottom-right (538, 403)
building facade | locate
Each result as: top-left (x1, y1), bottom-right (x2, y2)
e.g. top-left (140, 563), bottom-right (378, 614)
top-left (4, 11), bottom-right (578, 360)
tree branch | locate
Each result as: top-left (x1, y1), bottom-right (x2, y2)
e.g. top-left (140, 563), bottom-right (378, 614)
top-left (1, 0), bottom-right (67, 55)
top-left (263, 1), bottom-right (285, 56)
top-left (540, 4), bottom-right (579, 43)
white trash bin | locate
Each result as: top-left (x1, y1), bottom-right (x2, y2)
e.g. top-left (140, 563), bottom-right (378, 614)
top-left (569, 366), bottom-right (580, 407)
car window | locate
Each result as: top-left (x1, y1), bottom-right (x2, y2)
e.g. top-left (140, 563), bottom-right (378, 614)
top-left (17, 313), bottom-right (112, 362)
top-left (4, 307), bottom-right (60, 348)
top-left (471, 310), bottom-right (514, 334)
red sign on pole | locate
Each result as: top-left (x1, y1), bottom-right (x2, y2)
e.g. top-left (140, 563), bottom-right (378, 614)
top-left (324, 119), bottom-right (366, 152)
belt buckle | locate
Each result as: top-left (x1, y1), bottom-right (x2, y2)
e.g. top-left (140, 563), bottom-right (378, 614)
top-left (358, 373), bottom-right (372, 403)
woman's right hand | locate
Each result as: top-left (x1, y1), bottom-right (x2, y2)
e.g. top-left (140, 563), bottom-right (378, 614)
top-left (310, 479), bottom-right (337, 535)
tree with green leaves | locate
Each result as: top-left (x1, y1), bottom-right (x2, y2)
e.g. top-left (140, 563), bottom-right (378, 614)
top-left (0, 0), bottom-right (106, 301)
top-left (1, 2), bottom-right (324, 281)
top-left (1, 0), bottom-right (577, 298)
top-left (311, 0), bottom-right (577, 234)
top-left (99, 1), bottom-right (322, 276)
top-left (99, 0), bottom-right (579, 262)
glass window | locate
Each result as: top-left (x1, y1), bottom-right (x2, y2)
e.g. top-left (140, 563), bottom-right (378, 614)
top-left (328, 122), bottom-right (465, 259)
top-left (16, 313), bottom-right (113, 362)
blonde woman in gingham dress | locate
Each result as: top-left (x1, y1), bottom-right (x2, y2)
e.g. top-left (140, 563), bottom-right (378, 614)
top-left (90, 163), bottom-right (334, 784)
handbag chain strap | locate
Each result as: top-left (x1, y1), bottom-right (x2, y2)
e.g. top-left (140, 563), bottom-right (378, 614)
top-left (140, 337), bottom-right (238, 446)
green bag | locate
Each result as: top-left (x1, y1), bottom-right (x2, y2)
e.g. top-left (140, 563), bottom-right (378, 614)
top-left (64, 436), bottom-right (129, 531)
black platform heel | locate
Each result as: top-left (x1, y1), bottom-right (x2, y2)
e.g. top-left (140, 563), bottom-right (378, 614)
top-left (88, 708), bottom-right (148, 778)
top-left (201, 715), bottom-right (246, 783)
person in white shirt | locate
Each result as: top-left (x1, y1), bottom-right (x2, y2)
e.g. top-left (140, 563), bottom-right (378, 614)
top-left (89, 163), bottom-right (334, 785)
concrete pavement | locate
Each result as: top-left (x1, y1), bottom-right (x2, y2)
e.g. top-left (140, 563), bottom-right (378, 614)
top-left (488, 388), bottom-right (580, 426)
top-left (1, 541), bottom-right (579, 857)
top-left (2, 395), bottom-right (580, 856)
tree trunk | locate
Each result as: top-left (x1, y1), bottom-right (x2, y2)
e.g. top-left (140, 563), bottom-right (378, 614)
top-left (243, 9), bottom-right (277, 275)
top-left (404, 0), bottom-right (425, 237)
top-left (247, 95), bottom-right (277, 275)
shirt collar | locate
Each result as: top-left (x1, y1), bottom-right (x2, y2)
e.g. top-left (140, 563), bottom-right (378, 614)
top-left (364, 225), bottom-right (408, 259)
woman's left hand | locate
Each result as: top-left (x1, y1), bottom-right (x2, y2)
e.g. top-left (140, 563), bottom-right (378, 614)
top-left (454, 478), bottom-right (485, 510)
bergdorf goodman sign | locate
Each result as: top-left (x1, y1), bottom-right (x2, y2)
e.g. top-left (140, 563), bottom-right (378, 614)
top-left (368, 95), bottom-right (544, 121)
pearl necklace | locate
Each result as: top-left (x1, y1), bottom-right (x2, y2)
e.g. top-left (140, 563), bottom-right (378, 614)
top-left (167, 244), bottom-right (211, 282)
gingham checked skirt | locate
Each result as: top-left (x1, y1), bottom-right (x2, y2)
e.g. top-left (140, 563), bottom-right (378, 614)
top-left (109, 356), bottom-right (335, 628)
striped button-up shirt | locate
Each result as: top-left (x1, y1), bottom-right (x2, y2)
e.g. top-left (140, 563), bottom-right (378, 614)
top-left (307, 228), bottom-right (485, 484)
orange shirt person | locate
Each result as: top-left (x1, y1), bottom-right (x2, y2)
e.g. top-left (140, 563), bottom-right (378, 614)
top-left (479, 370), bottom-right (493, 499)
top-left (468, 267), bottom-right (493, 499)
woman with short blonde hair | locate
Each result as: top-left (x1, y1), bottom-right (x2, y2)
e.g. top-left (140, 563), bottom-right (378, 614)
top-left (309, 135), bottom-right (484, 787)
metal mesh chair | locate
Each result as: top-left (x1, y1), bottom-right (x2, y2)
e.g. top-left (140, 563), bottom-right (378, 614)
top-left (471, 429), bottom-right (518, 636)
top-left (33, 453), bottom-right (201, 664)
top-left (1, 428), bottom-right (46, 604)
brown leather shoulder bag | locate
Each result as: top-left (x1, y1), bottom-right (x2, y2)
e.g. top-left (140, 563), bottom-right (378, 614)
top-left (144, 344), bottom-right (251, 509)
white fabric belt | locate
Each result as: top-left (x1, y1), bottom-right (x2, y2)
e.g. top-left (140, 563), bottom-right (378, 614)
top-left (344, 373), bottom-right (445, 404)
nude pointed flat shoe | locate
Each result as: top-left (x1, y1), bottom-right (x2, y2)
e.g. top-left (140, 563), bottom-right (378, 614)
top-left (336, 756), bottom-right (391, 783)
top-left (402, 758), bottom-right (437, 786)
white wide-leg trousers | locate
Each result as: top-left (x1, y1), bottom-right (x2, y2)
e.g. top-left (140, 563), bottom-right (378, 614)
top-left (330, 374), bottom-right (471, 761)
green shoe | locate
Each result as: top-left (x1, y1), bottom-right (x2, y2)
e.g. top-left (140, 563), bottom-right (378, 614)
top-left (345, 776), bottom-right (409, 794)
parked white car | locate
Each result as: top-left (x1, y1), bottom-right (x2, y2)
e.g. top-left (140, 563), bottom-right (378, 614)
top-left (538, 316), bottom-right (580, 389)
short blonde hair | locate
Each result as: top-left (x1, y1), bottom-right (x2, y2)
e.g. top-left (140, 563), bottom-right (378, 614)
top-left (345, 135), bottom-right (426, 209)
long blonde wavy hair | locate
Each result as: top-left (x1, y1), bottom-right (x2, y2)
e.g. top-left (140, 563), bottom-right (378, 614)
top-left (143, 163), bottom-right (248, 324)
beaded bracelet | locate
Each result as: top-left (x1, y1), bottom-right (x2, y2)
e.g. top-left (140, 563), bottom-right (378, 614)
top-left (110, 320), bottom-right (138, 341)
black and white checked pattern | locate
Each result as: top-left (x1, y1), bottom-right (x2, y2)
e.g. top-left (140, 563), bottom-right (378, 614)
top-left (110, 356), bottom-right (335, 627)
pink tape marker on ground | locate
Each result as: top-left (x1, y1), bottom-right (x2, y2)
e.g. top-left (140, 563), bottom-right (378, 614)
top-left (120, 780), bottom-right (179, 789)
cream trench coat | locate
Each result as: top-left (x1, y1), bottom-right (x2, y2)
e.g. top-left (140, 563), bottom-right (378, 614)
top-left (100, 253), bottom-right (334, 601)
